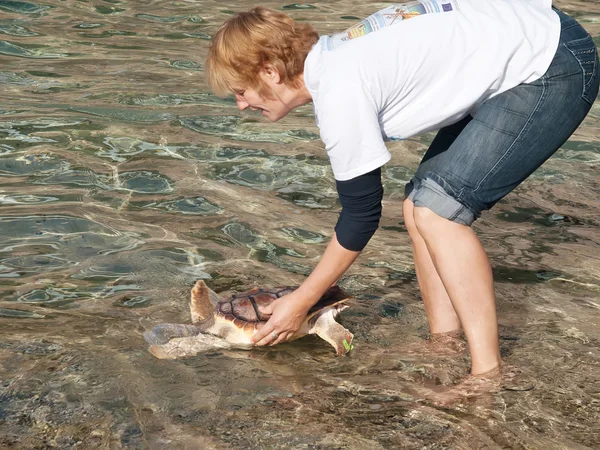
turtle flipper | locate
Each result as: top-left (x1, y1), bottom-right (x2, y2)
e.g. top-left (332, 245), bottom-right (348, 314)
top-left (309, 310), bottom-right (354, 356)
top-left (143, 323), bottom-right (200, 345)
top-left (148, 334), bottom-right (232, 359)
top-left (190, 280), bottom-right (218, 322)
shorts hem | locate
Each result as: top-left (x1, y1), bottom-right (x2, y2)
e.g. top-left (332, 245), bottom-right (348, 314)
top-left (406, 176), bottom-right (477, 226)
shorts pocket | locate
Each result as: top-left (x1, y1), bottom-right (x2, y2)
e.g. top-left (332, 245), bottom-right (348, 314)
top-left (564, 34), bottom-right (599, 104)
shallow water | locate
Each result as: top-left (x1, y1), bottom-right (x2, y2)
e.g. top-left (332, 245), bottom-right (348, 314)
top-left (1, 0), bottom-right (600, 448)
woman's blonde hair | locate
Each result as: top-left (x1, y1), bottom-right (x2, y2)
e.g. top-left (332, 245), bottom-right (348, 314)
top-left (206, 7), bottom-right (319, 97)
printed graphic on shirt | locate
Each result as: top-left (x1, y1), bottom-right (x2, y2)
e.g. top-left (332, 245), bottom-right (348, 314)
top-left (326, 0), bottom-right (459, 50)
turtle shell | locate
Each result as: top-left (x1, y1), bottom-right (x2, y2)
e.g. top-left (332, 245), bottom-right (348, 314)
top-left (216, 285), bottom-right (350, 325)
top-left (217, 287), bottom-right (295, 323)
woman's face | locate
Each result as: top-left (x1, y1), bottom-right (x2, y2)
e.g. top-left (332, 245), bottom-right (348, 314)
top-left (233, 88), bottom-right (282, 121)
top-left (232, 68), bottom-right (294, 122)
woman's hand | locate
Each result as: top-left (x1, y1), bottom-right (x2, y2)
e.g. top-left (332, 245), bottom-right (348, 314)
top-left (251, 291), bottom-right (311, 346)
top-left (252, 233), bottom-right (361, 347)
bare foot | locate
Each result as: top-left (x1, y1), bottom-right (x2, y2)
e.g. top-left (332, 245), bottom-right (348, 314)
top-left (403, 330), bottom-right (467, 357)
top-left (410, 364), bottom-right (535, 406)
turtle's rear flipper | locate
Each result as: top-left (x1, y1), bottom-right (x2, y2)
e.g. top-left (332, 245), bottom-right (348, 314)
top-left (148, 334), bottom-right (232, 359)
top-left (144, 323), bottom-right (200, 345)
top-left (310, 310), bottom-right (354, 356)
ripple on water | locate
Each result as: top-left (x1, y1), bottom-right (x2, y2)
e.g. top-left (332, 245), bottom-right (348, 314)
top-left (13, 281), bottom-right (144, 307)
top-left (158, 31), bottom-right (212, 40)
top-left (556, 140), bottom-right (600, 164)
top-left (113, 295), bottom-right (151, 308)
top-left (224, 223), bottom-right (307, 259)
top-left (0, 194), bottom-right (59, 205)
top-left (493, 266), bottom-right (565, 284)
top-left (0, 154), bottom-right (69, 177)
top-left (0, 118), bottom-right (92, 145)
top-left (0, 40), bottom-right (69, 58)
top-left (0, 127), bottom-right (55, 144)
top-left (0, 0), bottom-right (51, 15)
top-left (212, 154), bottom-right (336, 209)
top-left (140, 247), bottom-right (209, 278)
top-left (16, 286), bottom-right (88, 307)
top-left (529, 166), bottom-right (568, 181)
top-left (72, 23), bottom-right (104, 29)
top-left (0, 23), bottom-right (40, 36)
top-left (0, 143), bottom-right (13, 155)
top-left (1, 117), bottom-right (91, 130)
top-left (135, 13), bottom-right (202, 23)
top-left (221, 222), bottom-right (260, 246)
top-left (277, 226), bottom-right (327, 244)
top-left (281, 4), bottom-right (316, 9)
top-left (71, 261), bottom-right (134, 281)
top-left (1, 253), bottom-right (70, 278)
top-left (383, 165), bottom-right (413, 193)
top-left (35, 168), bottom-right (110, 189)
top-left (0, 307), bottom-right (45, 318)
top-left (118, 92), bottom-right (235, 107)
top-left (99, 136), bottom-right (186, 162)
top-left (78, 30), bottom-right (137, 39)
top-left (183, 145), bottom-right (269, 162)
top-left (170, 60), bottom-right (202, 71)
top-left (69, 106), bottom-right (174, 122)
top-left (26, 70), bottom-right (70, 78)
top-left (577, 13), bottom-right (600, 24)
top-left (118, 171), bottom-right (174, 194)
top-left (179, 115), bottom-right (319, 143)
top-left (0, 71), bottom-right (35, 85)
top-left (220, 222), bottom-right (309, 274)
top-left (33, 165), bottom-right (175, 195)
top-left (94, 5), bottom-right (125, 14)
top-left (215, 146), bottom-right (270, 159)
top-left (276, 187), bottom-right (335, 209)
top-left (132, 196), bottom-right (223, 215)
top-left (81, 247), bottom-right (208, 277)
top-left (0, 215), bottom-right (143, 260)
top-left (496, 207), bottom-right (591, 227)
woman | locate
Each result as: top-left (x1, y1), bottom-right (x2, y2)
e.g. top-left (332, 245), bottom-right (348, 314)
top-left (205, 1), bottom-right (599, 384)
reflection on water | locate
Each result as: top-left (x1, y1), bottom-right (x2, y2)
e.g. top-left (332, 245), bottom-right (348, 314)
top-left (1, 0), bottom-right (600, 448)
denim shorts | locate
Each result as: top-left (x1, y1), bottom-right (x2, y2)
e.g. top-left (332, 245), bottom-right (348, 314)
top-left (405, 8), bottom-right (600, 225)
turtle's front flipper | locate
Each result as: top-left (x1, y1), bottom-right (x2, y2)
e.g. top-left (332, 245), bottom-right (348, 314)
top-left (309, 310), bottom-right (354, 356)
top-left (148, 334), bottom-right (232, 359)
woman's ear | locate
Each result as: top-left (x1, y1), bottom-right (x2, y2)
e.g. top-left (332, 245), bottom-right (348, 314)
top-left (260, 65), bottom-right (281, 84)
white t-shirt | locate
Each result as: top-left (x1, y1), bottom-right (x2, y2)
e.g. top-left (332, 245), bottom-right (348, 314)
top-left (304, 0), bottom-right (560, 181)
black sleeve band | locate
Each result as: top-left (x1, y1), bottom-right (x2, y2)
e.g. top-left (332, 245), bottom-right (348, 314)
top-left (334, 168), bottom-right (384, 252)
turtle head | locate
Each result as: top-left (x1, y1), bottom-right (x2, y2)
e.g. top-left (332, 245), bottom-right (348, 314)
top-left (190, 280), bottom-right (219, 322)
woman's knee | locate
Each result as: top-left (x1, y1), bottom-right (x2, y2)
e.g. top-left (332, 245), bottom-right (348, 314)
top-left (402, 198), bottom-right (419, 236)
top-left (413, 205), bottom-right (470, 240)
top-left (412, 205), bottom-right (439, 237)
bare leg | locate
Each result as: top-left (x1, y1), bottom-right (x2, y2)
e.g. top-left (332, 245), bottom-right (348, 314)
top-left (403, 199), bottom-right (461, 333)
top-left (413, 205), bottom-right (501, 375)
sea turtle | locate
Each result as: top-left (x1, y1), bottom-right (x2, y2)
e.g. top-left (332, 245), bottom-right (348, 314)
top-left (144, 280), bottom-right (354, 359)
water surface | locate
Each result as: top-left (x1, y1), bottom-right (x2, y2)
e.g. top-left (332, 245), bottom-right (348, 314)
top-left (1, 0), bottom-right (600, 448)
